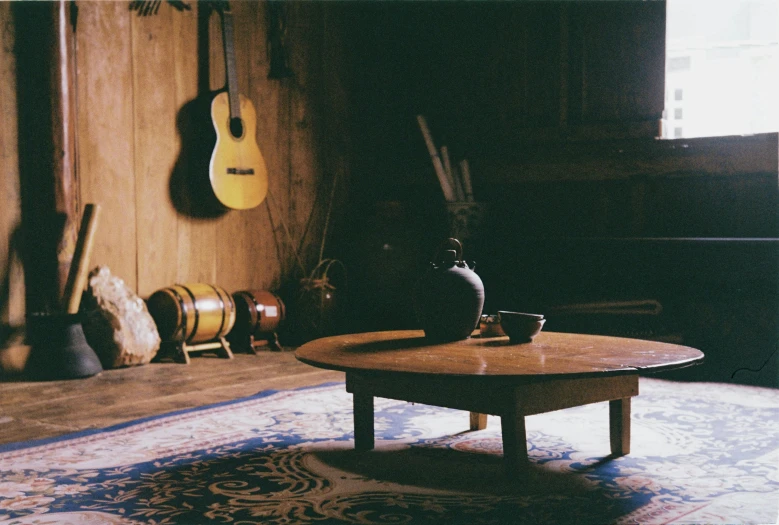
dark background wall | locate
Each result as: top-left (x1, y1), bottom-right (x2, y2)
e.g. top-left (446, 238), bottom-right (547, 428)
top-left (333, 1), bottom-right (779, 388)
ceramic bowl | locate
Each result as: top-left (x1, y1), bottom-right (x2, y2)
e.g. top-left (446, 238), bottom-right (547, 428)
top-left (498, 311), bottom-right (546, 343)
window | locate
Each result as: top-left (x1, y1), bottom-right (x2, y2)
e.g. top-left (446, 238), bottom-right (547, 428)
top-left (662, 0), bottom-right (779, 139)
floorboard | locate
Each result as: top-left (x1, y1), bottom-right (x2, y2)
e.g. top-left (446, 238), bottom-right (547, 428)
top-left (0, 351), bottom-right (344, 446)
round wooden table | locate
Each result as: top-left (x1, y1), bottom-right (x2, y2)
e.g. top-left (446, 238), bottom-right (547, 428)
top-left (295, 330), bottom-right (704, 474)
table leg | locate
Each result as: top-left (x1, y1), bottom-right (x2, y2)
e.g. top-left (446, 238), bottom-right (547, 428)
top-left (501, 404), bottom-right (528, 474)
top-left (609, 397), bottom-right (631, 456)
top-left (353, 390), bottom-right (374, 451)
top-left (469, 412), bottom-right (488, 431)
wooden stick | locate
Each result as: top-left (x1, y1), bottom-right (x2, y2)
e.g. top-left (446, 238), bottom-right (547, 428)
top-left (451, 164), bottom-right (466, 202)
top-left (441, 146), bottom-right (464, 201)
top-left (63, 203), bottom-right (101, 314)
top-left (459, 159), bottom-right (475, 202)
top-left (440, 145), bottom-right (452, 179)
top-left (416, 115), bottom-right (455, 202)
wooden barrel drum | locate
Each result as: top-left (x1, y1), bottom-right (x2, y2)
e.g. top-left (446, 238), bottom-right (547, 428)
top-left (146, 283), bottom-right (236, 363)
top-left (229, 290), bottom-right (285, 352)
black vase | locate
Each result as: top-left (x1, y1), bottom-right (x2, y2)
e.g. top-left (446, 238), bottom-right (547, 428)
top-left (25, 312), bottom-right (103, 380)
top-left (413, 238), bottom-right (485, 343)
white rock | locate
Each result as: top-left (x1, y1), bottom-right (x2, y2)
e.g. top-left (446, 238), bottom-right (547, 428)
top-left (82, 266), bottom-right (161, 368)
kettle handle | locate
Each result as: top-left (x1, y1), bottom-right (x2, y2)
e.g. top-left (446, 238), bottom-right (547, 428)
top-left (434, 238), bottom-right (464, 264)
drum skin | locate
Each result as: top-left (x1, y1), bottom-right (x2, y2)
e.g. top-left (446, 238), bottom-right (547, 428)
top-left (231, 290), bottom-right (285, 337)
top-left (147, 284), bottom-right (236, 344)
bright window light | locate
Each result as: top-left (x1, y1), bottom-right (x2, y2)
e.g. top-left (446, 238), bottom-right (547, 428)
top-left (663, 0), bottom-right (779, 138)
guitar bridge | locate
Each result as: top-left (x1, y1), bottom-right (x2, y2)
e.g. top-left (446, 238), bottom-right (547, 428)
top-left (226, 167), bottom-right (255, 175)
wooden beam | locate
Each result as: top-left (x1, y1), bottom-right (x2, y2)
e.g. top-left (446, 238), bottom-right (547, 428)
top-left (51, 0), bottom-right (80, 303)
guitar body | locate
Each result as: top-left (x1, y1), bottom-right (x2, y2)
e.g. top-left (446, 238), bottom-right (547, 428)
top-left (209, 92), bottom-right (268, 210)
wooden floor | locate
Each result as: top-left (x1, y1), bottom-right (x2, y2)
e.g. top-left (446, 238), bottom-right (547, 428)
top-left (0, 350), bottom-right (344, 446)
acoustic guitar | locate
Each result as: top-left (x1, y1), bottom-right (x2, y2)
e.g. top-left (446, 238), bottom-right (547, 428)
top-left (209, 2), bottom-right (268, 210)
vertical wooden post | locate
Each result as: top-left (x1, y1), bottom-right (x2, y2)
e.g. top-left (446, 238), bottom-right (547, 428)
top-left (52, 0), bottom-right (80, 303)
top-left (469, 411), bottom-right (488, 431)
top-left (353, 389), bottom-right (375, 452)
top-left (501, 398), bottom-right (529, 475)
top-left (13, 1), bottom-right (78, 314)
top-left (609, 397), bottom-right (631, 456)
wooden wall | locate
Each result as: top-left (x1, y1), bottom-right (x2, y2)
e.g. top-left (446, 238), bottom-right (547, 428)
top-left (0, 0), bottom-right (350, 342)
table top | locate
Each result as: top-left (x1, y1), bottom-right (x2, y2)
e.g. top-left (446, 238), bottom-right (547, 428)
top-left (295, 330), bottom-right (704, 379)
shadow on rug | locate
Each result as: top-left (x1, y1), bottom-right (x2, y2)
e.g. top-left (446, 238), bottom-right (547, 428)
top-left (0, 378), bottom-right (777, 524)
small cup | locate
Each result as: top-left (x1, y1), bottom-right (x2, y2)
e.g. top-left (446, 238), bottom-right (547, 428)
top-left (479, 314), bottom-right (506, 337)
top-left (497, 311), bottom-right (546, 343)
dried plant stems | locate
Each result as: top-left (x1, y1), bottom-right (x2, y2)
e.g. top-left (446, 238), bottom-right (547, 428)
top-left (416, 115), bottom-right (477, 203)
top-left (441, 146), bottom-right (465, 201)
top-left (459, 159), bottom-right (475, 202)
top-left (416, 115), bottom-right (456, 202)
top-left (266, 190), bottom-right (308, 276)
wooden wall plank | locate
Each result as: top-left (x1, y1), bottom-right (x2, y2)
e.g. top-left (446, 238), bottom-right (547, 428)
top-left (237, 1), bottom-right (276, 292)
top-left (173, 3), bottom-right (217, 286)
top-left (262, 4), bottom-right (295, 282)
top-left (287, 2), bottom-right (321, 276)
top-left (203, 3), bottom-right (246, 293)
top-left (250, 1), bottom-right (284, 291)
top-left (131, 6), bottom-right (179, 297)
top-left (319, 5), bottom-right (350, 250)
top-left (76, 3), bottom-right (137, 290)
top-left (0, 2), bottom-right (24, 328)
top-left (214, 0), bottom-right (254, 293)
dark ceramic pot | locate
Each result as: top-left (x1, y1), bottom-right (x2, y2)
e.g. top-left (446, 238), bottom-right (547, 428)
top-left (413, 238), bottom-right (485, 342)
top-left (25, 312), bottom-right (103, 380)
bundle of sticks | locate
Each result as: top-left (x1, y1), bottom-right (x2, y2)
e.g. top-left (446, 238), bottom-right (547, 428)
top-left (416, 115), bottom-right (474, 203)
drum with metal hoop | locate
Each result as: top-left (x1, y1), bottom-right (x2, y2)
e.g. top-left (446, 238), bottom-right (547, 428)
top-left (147, 283), bottom-right (236, 344)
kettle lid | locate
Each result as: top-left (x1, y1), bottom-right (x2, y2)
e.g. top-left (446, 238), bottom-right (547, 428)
top-left (433, 238), bottom-right (469, 268)
top-left (440, 249), bottom-right (457, 263)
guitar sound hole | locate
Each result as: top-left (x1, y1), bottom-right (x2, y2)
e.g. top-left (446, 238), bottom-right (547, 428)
top-left (229, 117), bottom-right (244, 139)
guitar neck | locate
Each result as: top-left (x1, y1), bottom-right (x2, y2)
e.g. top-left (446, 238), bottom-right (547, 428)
top-left (221, 6), bottom-right (241, 121)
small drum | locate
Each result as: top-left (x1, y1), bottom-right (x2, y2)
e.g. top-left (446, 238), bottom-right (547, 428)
top-left (146, 284), bottom-right (236, 363)
top-left (229, 290), bottom-right (285, 352)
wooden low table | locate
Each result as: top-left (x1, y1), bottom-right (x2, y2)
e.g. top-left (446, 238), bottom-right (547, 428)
top-left (295, 330), bottom-right (703, 474)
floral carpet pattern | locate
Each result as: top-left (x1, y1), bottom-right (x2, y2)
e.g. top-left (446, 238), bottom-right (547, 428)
top-left (0, 378), bottom-right (778, 525)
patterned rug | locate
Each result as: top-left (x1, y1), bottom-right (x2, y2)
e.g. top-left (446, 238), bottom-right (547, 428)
top-left (1, 378), bottom-right (778, 525)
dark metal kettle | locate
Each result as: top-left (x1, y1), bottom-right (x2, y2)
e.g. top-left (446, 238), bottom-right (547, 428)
top-left (412, 238), bottom-right (485, 342)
